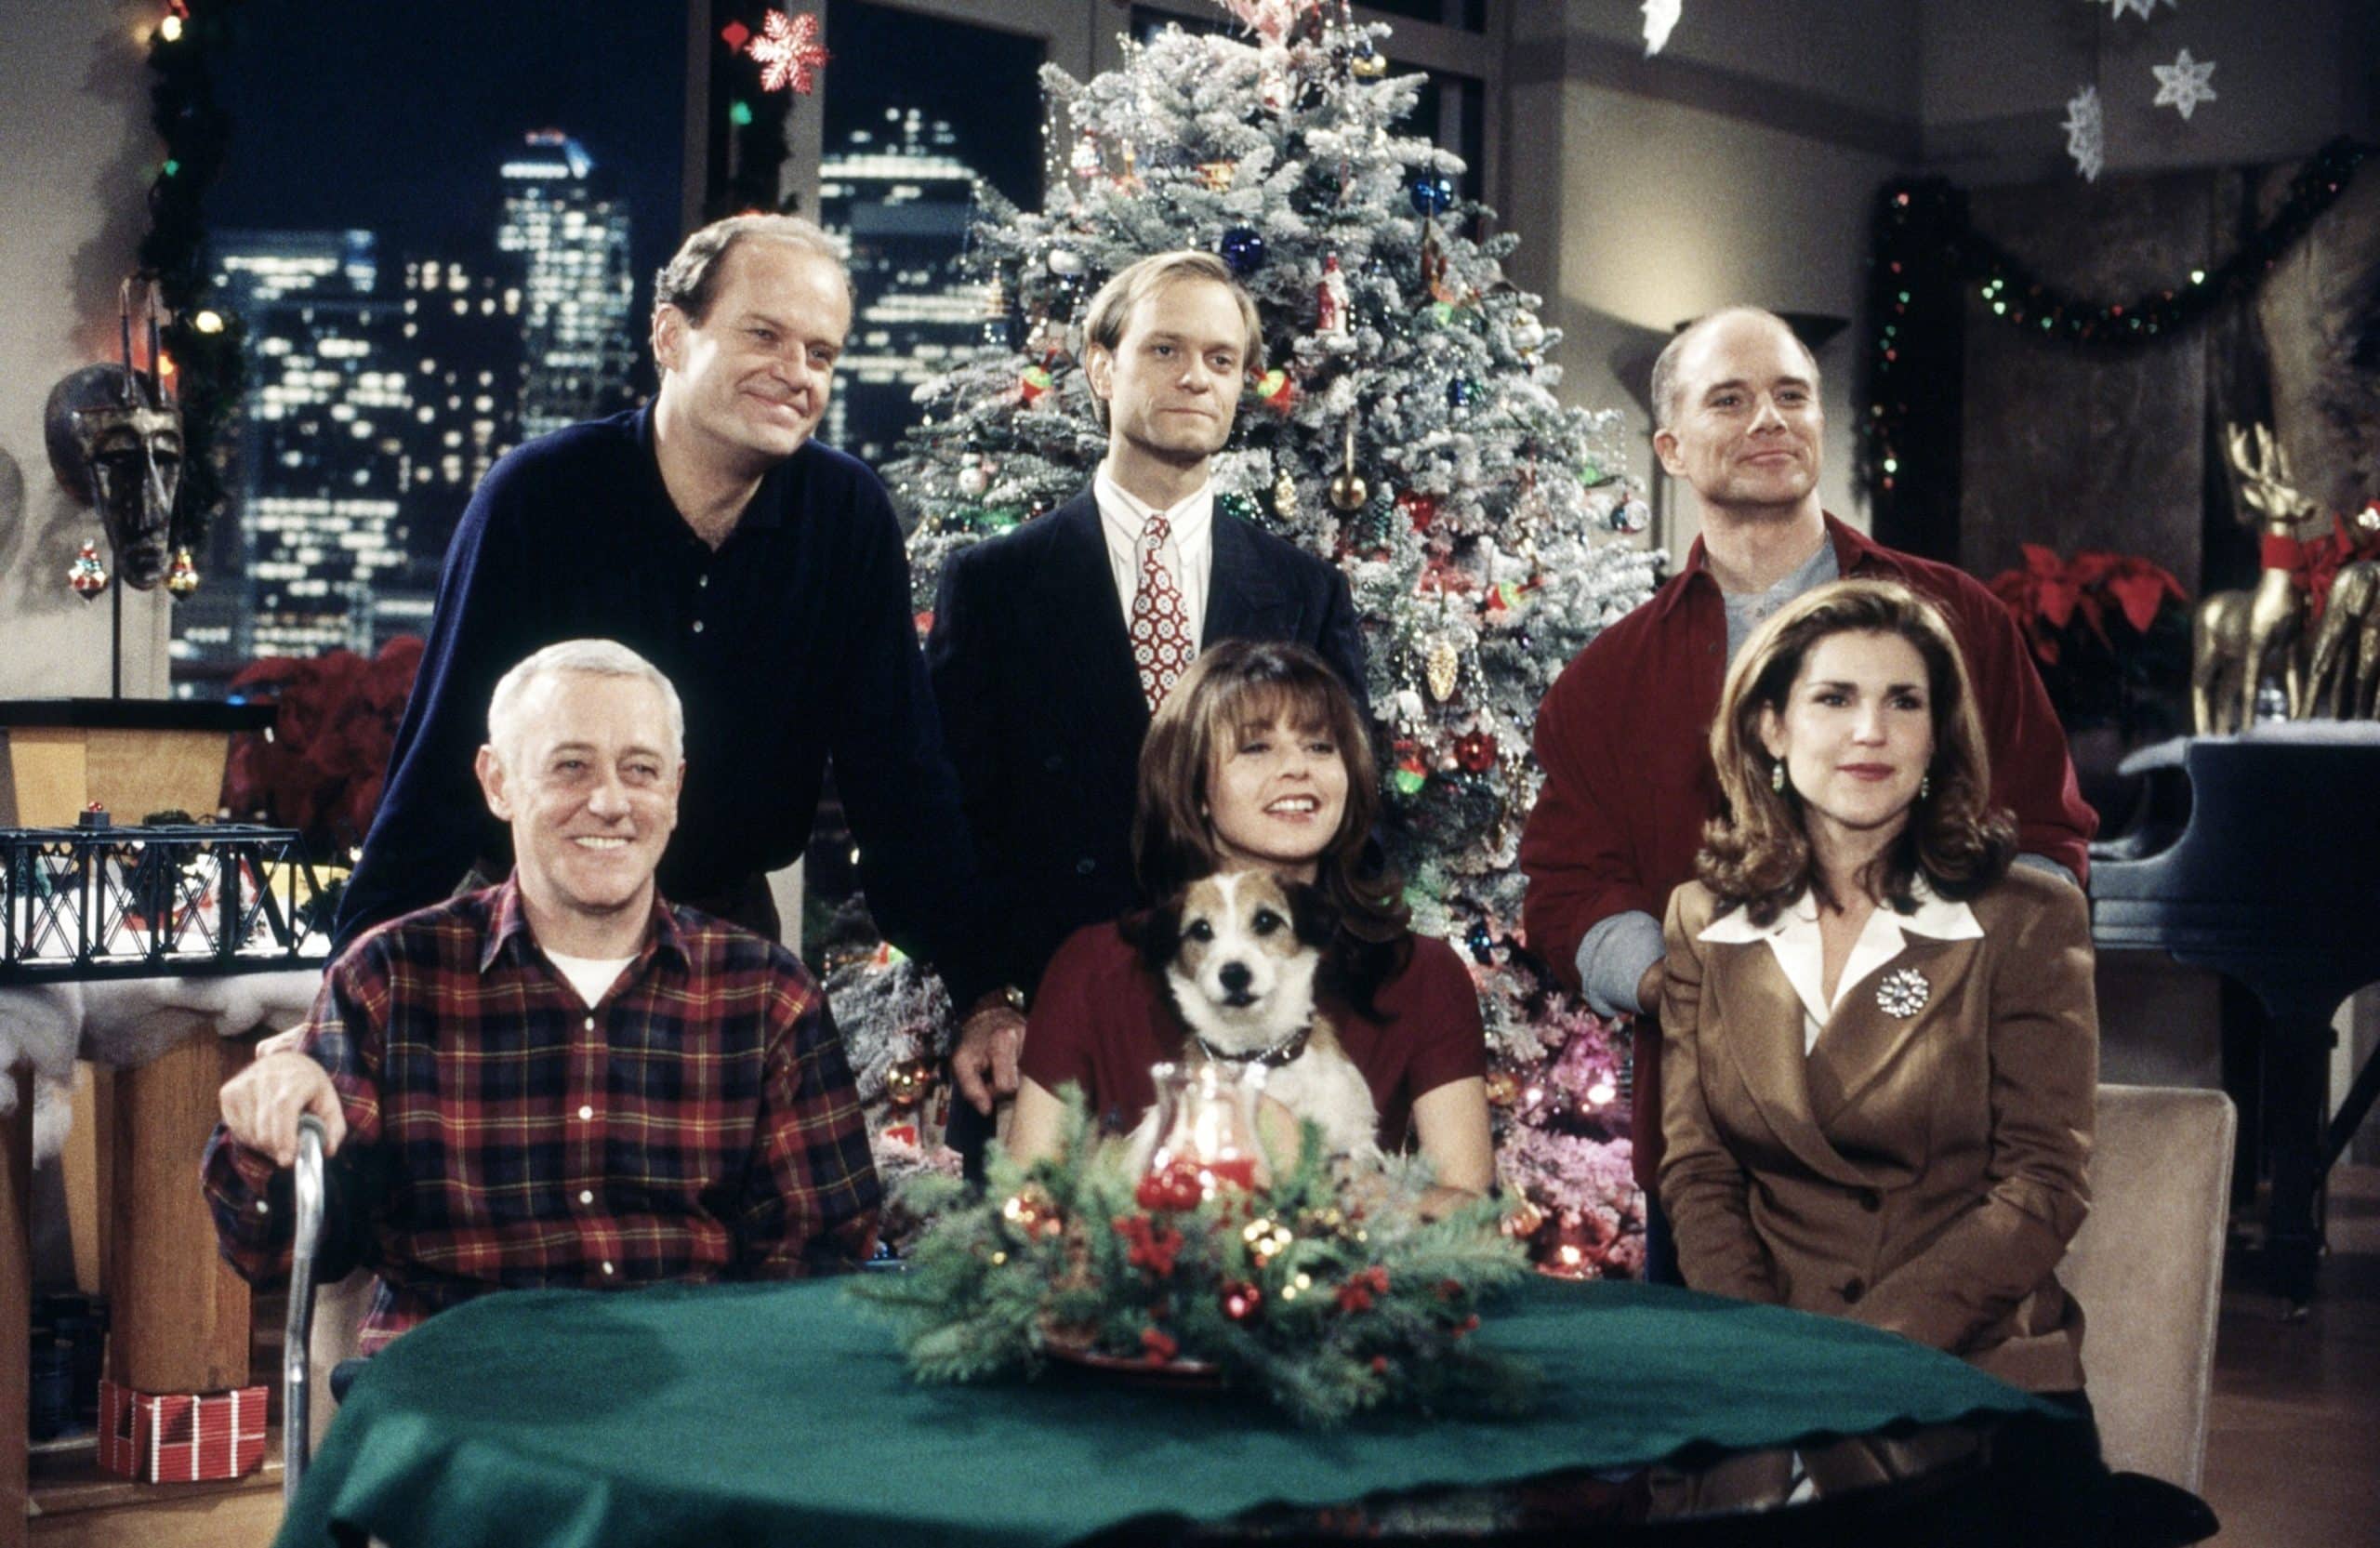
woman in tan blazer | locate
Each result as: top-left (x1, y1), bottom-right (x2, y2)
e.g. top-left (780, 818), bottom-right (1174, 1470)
top-left (1659, 578), bottom-right (2096, 1396)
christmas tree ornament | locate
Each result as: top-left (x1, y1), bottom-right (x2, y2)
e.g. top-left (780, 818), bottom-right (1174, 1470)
top-left (1250, 367), bottom-right (1296, 413)
top-left (957, 459), bottom-right (991, 498)
top-left (1048, 247), bottom-right (1086, 276)
top-left (1424, 637), bottom-right (1461, 701)
top-left (1326, 420), bottom-right (1368, 511)
top-left (2150, 49), bottom-right (2217, 121)
top-left (1019, 364), bottom-right (1054, 405)
top-left (1509, 309), bottom-right (1545, 353)
top-left (69, 541), bottom-right (109, 600)
top-left (1316, 254), bottom-right (1350, 337)
top-left (1448, 377), bottom-right (1477, 410)
top-left (165, 546), bottom-right (199, 597)
top-left (1070, 135), bottom-right (1103, 179)
top-left (1197, 159), bottom-right (1238, 191)
top-left (1485, 1069), bottom-right (1522, 1108)
top-left (982, 275), bottom-right (1009, 318)
top-left (746, 9), bottom-right (828, 95)
top-left (1408, 173), bottom-right (1456, 218)
top-left (2061, 86), bottom-right (2105, 183)
top-left (1272, 470), bottom-right (1301, 522)
top-left (1392, 752), bottom-right (1428, 796)
top-left (884, 1057), bottom-right (935, 1110)
top-left (1608, 497), bottom-right (1651, 536)
top-left (1220, 1280), bottom-right (1263, 1322)
top-left (1396, 490), bottom-right (1437, 532)
top-left (1454, 729), bottom-right (1497, 773)
top-left (1218, 226), bottom-right (1267, 275)
top-left (1350, 38), bottom-right (1386, 78)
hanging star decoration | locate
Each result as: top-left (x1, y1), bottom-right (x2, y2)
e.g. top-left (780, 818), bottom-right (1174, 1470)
top-left (1642, 0), bottom-right (1682, 56)
top-left (747, 9), bottom-right (828, 95)
top-left (2150, 48), bottom-right (2216, 121)
top-left (2061, 85), bottom-right (2105, 181)
top-left (2105, 0), bottom-right (2176, 18)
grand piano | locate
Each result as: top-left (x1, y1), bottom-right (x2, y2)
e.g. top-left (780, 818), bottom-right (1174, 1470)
top-left (2090, 725), bottom-right (2380, 1306)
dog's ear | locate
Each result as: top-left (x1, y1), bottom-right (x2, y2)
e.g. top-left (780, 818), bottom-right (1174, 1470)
top-left (1121, 901), bottom-right (1181, 976)
top-left (1285, 880), bottom-right (1338, 950)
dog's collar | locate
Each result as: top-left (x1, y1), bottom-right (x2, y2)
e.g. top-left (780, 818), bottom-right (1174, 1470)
top-left (1193, 1021), bottom-right (1314, 1070)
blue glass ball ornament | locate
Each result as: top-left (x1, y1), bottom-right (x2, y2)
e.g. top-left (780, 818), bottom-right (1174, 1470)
top-left (1448, 377), bottom-right (1476, 409)
top-left (1218, 227), bottom-right (1267, 275)
top-left (1409, 174), bottom-right (1456, 218)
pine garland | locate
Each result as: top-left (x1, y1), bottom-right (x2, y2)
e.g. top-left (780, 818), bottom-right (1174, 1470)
top-left (853, 1090), bottom-right (1540, 1429)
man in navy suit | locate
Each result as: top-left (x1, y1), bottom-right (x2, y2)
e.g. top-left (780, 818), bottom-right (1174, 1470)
top-left (928, 251), bottom-right (1367, 1146)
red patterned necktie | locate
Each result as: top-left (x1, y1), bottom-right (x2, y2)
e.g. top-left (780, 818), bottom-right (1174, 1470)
top-left (1128, 510), bottom-right (1193, 710)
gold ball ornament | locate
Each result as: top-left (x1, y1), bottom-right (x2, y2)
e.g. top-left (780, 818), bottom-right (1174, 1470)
top-left (1351, 41), bottom-right (1387, 78)
top-left (884, 1057), bottom-right (934, 1110)
top-left (1327, 470), bottom-right (1368, 512)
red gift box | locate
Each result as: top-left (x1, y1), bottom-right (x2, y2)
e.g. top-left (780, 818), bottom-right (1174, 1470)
top-left (97, 1379), bottom-right (269, 1483)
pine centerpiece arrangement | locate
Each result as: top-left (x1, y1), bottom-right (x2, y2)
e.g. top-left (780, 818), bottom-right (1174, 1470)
top-left (853, 1087), bottom-right (1539, 1428)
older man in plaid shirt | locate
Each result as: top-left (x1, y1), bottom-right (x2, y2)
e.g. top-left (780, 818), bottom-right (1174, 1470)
top-left (203, 640), bottom-right (879, 1352)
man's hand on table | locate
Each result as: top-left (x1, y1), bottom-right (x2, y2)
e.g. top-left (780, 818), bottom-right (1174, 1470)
top-left (219, 1050), bottom-right (346, 1167)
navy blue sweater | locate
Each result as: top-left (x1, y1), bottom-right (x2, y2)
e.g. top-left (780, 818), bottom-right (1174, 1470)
top-left (330, 407), bottom-right (997, 1004)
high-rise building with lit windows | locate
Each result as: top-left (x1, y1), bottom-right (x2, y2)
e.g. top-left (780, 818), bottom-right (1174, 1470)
top-left (197, 231), bottom-right (414, 662)
top-left (498, 130), bottom-right (637, 437)
top-left (818, 108), bottom-right (991, 466)
top-left (396, 253), bottom-right (526, 612)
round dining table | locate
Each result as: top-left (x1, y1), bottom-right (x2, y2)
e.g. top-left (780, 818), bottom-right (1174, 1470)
top-left (272, 1272), bottom-right (2135, 1548)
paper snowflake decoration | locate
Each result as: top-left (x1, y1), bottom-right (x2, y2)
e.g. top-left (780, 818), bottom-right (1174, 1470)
top-left (2103, 0), bottom-right (2176, 18)
top-left (1642, 0), bottom-right (1682, 56)
top-left (2061, 85), bottom-right (2105, 181)
top-left (2151, 48), bottom-right (2216, 120)
top-left (748, 9), bottom-right (827, 95)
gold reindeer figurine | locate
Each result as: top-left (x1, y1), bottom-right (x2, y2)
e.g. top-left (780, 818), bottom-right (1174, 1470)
top-left (2192, 424), bottom-right (2319, 734)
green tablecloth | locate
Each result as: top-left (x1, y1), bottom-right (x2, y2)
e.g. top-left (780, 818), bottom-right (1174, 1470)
top-left (275, 1276), bottom-right (2064, 1548)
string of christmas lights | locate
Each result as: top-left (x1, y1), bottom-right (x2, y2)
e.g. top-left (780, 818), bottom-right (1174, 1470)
top-left (1859, 138), bottom-right (2371, 536)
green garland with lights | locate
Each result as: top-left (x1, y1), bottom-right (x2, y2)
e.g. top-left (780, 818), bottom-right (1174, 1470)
top-left (1859, 137), bottom-right (2371, 555)
top-left (140, 0), bottom-right (247, 554)
top-left (852, 1090), bottom-right (1539, 1429)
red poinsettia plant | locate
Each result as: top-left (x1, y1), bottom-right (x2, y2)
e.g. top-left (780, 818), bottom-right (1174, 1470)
top-left (218, 637), bottom-right (425, 854)
top-left (1988, 547), bottom-right (2189, 736)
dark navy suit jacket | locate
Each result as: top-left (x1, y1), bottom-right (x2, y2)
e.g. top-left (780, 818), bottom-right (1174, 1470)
top-left (924, 489), bottom-right (1368, 998)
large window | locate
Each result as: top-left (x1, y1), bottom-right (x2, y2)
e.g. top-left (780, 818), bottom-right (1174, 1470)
top-left (173, 0), bottom-right (690, 690)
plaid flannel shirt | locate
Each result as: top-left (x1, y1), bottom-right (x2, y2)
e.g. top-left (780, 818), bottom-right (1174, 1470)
top-left (203, 879), bottom-right (879, 1352)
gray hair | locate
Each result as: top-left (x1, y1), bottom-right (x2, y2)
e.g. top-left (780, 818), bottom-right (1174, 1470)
top-left (1650, 306), bottom-right (1820, 431)
top-left (654, 214), bottom-right (851, 322)
top-left (485, 640), bottom-right (685, 769)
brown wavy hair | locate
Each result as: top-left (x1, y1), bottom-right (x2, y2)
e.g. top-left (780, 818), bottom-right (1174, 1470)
top-left (1699, 577), bottom-right (2015, 923)
top-left (1131, 640), bottom-right (1408, 1007)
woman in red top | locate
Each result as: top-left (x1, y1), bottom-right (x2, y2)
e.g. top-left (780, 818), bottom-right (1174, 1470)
top-left (1010, 641), bottom-right (1493, 1208)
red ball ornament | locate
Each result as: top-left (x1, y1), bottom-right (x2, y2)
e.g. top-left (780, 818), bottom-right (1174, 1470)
top-left (1134, 1159), bottom-right (1206, 1212)
top-left (1454, 730), bottom-right (1497, 773)
top-left (1396, 490), bottom-right (1437, 533)
top-left (1221, 1280), bottom-right (1263, 1322)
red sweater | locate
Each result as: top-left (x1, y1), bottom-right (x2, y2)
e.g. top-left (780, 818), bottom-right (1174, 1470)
top-left (1518, 515), bottom-right (2096, 1189)
top-left (1021, 922), bottom-right (1487, 1149)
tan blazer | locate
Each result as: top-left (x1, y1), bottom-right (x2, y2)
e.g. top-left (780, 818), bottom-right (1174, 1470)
top-left (1659, 867), bottom-right (2096, 1392)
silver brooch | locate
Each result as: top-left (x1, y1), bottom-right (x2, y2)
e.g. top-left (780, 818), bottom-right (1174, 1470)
top-left (1875, 967), bottom-right (1930, 1018)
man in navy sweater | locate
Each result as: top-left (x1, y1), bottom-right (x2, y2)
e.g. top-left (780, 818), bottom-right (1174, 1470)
top-left (332, 214), bottom-right (999, 1010)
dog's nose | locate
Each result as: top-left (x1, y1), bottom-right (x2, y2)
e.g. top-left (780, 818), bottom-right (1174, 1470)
top-left (1218, 961), bottom-right (1252, 996)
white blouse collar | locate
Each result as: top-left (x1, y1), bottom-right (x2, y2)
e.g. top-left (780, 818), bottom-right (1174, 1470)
top-left (1698, 878), bottom-right (1982, 1038)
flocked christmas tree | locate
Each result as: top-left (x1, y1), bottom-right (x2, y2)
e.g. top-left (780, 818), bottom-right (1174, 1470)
top-left (835, 0), bottom-right (1662, 1277)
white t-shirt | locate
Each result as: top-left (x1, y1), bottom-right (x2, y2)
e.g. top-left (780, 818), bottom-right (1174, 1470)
top-left (544, 950), bottom-right (636, 1009)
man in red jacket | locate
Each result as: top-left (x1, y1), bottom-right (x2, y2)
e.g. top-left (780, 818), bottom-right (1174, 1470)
top-left (1518, 307), bottom-right (2095, 1281)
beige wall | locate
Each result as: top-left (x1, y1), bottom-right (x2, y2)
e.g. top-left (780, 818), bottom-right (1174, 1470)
top-left (0, 0), bottom-right (171, 699)
top-left (1501, 1), bottom-right (1921, 561)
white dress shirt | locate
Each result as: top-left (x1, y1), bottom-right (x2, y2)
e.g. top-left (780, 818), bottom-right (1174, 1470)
top-left (1696, 879), bottom-right (1985, 1054)
top-left (1093, 462), bottom-right (1213, 653)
